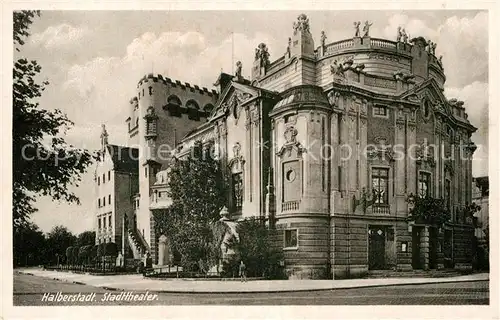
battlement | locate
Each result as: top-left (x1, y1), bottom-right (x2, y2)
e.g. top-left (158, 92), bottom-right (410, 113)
top-left (136, 73), bottom-right (218, 97)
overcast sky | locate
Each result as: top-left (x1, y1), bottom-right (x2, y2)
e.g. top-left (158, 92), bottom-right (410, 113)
top-left (15, 10), bottom-right (488, 234)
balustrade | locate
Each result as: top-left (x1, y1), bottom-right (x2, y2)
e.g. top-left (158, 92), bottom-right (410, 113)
top-left (282, 200), bottom-right (300, 211)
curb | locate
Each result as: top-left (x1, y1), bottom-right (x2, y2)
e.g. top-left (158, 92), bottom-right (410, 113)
top-left (85, 278), bottom-right (490, 294)
top-left (16, 271), bottom-right (488, 294)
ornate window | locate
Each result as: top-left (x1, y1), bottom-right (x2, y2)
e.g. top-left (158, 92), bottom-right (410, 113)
top-left (144, 106), bottom-right (158, 137)
top-left (373, 105), bottom-right (388, 117)
top-left (418, 171), bottom-right (431, 198)
top-left (372, 167), bottom-right (389, 205)
top-left (284, 229), bottom-right (298, 248)
top-left (232, 172), bottom-right (243, 211)
top-left (229, 142), bottom-right (245, 212)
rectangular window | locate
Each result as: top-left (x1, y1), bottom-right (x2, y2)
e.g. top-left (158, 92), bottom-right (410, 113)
top-left (418, 172), bottom-right (431, 198)
top-left (98, 218), bottom-right (101, 229)
top-left (232, 172), bottom-right (243, 211)
top-left (108, 194), bottom-right (111, 205)
top-left (108, 171), bottom-right (111, 181)
top-left (103, 196), bottom-right (106, 206)
top-left (98, 198), bottom-right (101, 207)
top-left (145, 167), bottom-right (148, 178)
top-left (372, 167), bottom-right (389, 205)
top-left (108, 215), bottom-right (112, 229)
top-left (373, 105), bottom-right (388, 117)
top-left (103, 173), bottom-right (105, 183)
top-left (284, 229), bottom-right (298, 248)
top-left (103, 216), bottom-right (106, 228)
top-left (98, 176), bottom-right (100, 185)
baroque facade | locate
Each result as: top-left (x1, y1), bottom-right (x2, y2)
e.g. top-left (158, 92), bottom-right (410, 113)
top-left (95, 14), bottom-right (478, 278)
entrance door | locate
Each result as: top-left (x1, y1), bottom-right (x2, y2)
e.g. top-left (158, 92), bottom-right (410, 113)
top-left (412, 227), bottom-right (422, 269)
top-left (369, 227), bottom-right (386, 270)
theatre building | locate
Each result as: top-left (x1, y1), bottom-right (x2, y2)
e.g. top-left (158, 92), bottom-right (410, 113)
top-left (95, 14), bottom-right (478, 279)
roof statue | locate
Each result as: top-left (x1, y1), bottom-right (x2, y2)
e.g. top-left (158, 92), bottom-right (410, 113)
top-left (320, 31), bottom-right (327, 47)
top-left (233, 61), bottom-right (243, 82)
top-left (255, 43), bottom-right (270, 68)
top-left (293, 13), bottom-right (310, 35)
top-left (363, 21), bottom-right (373, 37)
top-left (354, 21), bottom-right (361, 37)
top-left (401, 28), bottom-right (408, 43)
top-left (100, 124), bottom-right (108, 150)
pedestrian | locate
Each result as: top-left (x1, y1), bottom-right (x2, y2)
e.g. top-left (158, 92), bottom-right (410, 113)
top-left (239, 260), bottom-right (247, 282)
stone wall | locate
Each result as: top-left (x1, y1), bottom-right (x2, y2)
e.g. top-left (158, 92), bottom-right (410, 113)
top-left (275, 216), bottom-right (330, 279)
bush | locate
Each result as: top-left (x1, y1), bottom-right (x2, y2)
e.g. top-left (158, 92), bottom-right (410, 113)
top-left (225, 217), bottom-right (285, 279)
top-left (105, 242), bottom-right (118, 257)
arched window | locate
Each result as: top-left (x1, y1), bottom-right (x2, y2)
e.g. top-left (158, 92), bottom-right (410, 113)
top-left (185, 100), bottom-right (200, 109)
top-left (203, 103), bottom-right (215, 115)
top-left (186, 99), bottom-right (200, 121)
top-left (166, 95), bottom-right (182, 117)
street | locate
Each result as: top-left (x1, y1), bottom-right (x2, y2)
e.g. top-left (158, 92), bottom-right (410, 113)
top-left (13, 272), bottom-right (489, 305)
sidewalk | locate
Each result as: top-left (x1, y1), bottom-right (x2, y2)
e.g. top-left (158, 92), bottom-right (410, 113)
top-left (16, 268), bottom-right (489, 293)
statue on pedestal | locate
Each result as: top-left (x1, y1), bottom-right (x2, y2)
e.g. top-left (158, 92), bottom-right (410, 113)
top-left (396, 26), bottom-right (402, 42)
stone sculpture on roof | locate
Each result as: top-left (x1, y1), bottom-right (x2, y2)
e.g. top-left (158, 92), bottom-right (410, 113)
top-left (293, 13), bottom-right (310, 35)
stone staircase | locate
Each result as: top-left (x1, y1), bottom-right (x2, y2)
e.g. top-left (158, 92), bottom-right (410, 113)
top-left (126, 221), bottom-right (150, 260)
top-left (364, 269), bottom-right (471, 279)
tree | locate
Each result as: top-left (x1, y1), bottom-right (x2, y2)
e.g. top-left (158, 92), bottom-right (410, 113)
top-left (46, 225), bottom-right (77, 264)
top-left (13, 10), bottom-right (95, 230)
top-left (225, 217), bottom-right (285, 279)
top-left (406, 194), bottom-right (451, 227)
top-left (77, 231), bottom-right (96, 247)
top-left (154, 141), bottom-right (227, 272)
top-left (13, 221), bottom-right (47, 266)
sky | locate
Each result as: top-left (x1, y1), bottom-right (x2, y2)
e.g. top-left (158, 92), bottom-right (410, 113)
top-left (14, 10), bottom-right (489, 235)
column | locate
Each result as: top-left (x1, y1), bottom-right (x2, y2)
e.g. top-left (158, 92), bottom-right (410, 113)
top-left (394, 106), bottom-right (406, 216)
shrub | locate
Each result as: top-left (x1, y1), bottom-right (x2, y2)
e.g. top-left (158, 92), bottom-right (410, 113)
top-left (226, 217), bottom-right (285, 279)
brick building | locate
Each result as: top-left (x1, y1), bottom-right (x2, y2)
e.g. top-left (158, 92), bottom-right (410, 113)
top-left (95, 14), bottom-right (478, 278)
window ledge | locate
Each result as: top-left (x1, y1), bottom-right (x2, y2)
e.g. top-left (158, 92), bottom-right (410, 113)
top-left (283, 246), bottom-right (299, 251)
